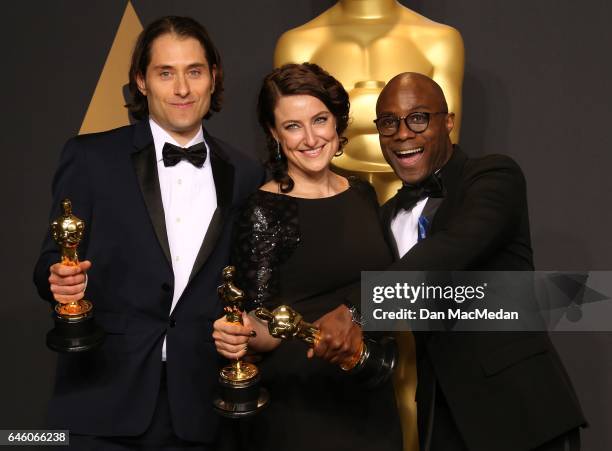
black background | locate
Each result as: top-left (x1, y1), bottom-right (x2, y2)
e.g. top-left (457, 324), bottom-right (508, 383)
top-left (3, 1), bottom-right (611, 449)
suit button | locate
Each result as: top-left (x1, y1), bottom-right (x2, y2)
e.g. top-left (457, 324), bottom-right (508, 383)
top-left (169, 318), bottom-right (176, 328)
top-left (161, 283), bottom-right (172, 292)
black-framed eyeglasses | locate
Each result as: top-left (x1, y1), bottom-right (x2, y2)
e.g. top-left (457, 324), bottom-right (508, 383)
top-left (373, 111), bottom-right (447, 136)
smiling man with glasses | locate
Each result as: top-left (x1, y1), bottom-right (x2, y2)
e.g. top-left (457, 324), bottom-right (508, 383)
top-left (372, 72), bottom-right (585, 451)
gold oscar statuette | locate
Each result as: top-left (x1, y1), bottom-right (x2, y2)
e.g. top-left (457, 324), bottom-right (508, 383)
top-left (213, 266), bottom-right (269, 418)
top-left (46, 198), bottom-right (105, 352)
top-left (255, 304), bottom-right (397, 386)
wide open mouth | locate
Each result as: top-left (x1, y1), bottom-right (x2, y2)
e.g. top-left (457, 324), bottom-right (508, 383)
top-left (393, 146), bottom-right (424, 159)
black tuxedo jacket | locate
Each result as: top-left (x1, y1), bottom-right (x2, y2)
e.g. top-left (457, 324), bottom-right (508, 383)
top-left (381, 147), bottom-right (585, 451)
top-left (33, 120), bottom-right (264, 443)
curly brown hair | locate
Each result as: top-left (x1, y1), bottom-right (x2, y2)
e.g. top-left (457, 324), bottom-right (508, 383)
top-left (257, 63), bottom-right (350, 193)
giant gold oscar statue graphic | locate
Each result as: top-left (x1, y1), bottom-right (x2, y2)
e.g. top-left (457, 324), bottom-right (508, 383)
top-left (254, 304), bottom-right (397, 388)
top-left (213, 266), bottom-right (269, 417)
top-left (274, 2), bottom-right (465, 448)
top-left (46, 199), bottom-right (105, 352)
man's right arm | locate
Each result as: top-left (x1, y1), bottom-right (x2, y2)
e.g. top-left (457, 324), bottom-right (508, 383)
top-left (33, 137), bottom-right (93, 303)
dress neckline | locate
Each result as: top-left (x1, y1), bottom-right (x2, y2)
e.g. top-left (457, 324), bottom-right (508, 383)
top-left (257, 179), bottom-right (354, 201)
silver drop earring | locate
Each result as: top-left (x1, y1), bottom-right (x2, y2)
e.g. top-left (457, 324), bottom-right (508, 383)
top-left (275, 140), bottom-right (282, 161)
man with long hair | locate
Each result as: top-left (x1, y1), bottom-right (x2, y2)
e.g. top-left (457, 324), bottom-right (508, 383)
top-left (34, 16), bottom-right (263, 450)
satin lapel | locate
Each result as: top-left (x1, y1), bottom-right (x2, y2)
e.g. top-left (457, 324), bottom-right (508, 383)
top-left (381, 198), bottom-right (401, 260)
top-left (131, 121), bottom-right (172, 266)
top-left (188, 134), bottom-right (234, 283)
top-left (429, 145), bottom-right (467, 233)
top-left (421, 198), bottom-right (444, 226)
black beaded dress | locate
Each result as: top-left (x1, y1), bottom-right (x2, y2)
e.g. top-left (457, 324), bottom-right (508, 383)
top-left (231, 177), bottom-right (402, 451)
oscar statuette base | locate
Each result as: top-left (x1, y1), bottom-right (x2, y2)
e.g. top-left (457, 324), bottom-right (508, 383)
top-left (347, 336), bottom-right (398, 389)
top-left (46, 310), bottom-right (105, 353)
top-left (213, 372), bottom-right (269, 418)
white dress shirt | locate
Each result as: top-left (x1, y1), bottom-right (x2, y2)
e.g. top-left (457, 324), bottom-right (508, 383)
top-left (390, 197), bottom-right (429, 258)
top-left (150, 118), bottom-right (217, 361)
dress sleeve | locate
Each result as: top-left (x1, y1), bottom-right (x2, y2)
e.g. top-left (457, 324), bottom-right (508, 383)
top-left (231, 192), bottom-right (300, 310)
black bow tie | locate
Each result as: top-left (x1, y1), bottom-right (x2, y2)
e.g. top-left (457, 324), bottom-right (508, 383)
top-left (395, 172), bottom-right (445, 213)
top-left (162, 142), bottom-right (207, 168)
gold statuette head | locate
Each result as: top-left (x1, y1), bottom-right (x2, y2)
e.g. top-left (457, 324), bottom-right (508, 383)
top-left (50, 199), bottom-right (85, 262)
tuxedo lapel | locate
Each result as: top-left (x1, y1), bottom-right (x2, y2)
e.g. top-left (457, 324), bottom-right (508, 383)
top-left (421, 198), bottom-right (444, 228)
top-left (130, 121), bottom-right (235, 283)
top-left (131, 121), bottom-right (172, 266)
top-left (188, 131), bottom-right (234, 283)
top-left (429, 146), bottom-right (467, 233)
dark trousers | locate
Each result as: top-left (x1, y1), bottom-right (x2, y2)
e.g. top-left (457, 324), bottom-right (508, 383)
top-left (426, 383), bottom-right (580, 451)
top-left (54, 363), bottom-right (216, 451)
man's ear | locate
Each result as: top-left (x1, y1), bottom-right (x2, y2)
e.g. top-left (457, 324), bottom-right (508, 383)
top-left (445, 112), bottom-right (455, 134)
top-left (210, 64), bottom-right (217, 94)
top-left (136, 72), bottom-right (147, 96)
